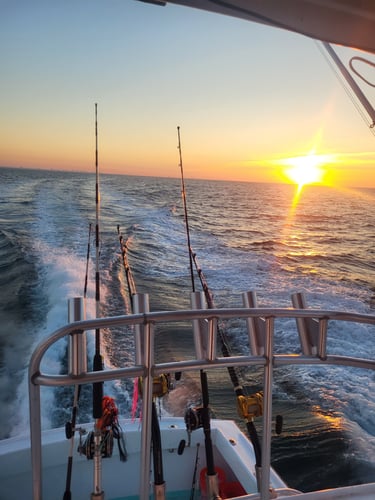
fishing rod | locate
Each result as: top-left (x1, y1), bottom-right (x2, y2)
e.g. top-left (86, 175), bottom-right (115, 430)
top-left (177, 126), bottom-right (195, 292)
top-left (117, 225), bottom-right (137, 309)
top-left (176, 127), bottom-right (262, 489)
top-left (117, 226), bottom-right (167, 498)
top-left (190, 250), bottom-right (262, 470)
top-left (151, 401), bottom-right (165, 494)
top-left (190, 443), bottom-right (200, 500)
top-left (177, 126), bottom-right (220, 500)
top-left (84, 223), bottom-right (92, 299)
top-left (63, 392), bottom-right (79, 500)
top-left (93, 102), bottom-right (104, 398)
top-left (63, 224), bottom-right (92, 500)
top-left (92, 102), bottom-right (104, 500)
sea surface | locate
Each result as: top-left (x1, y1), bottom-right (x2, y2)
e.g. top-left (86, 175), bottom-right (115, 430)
top-left (0, 166), bottom-right (374, 492)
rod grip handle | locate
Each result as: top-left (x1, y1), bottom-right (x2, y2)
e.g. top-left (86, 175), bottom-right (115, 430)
top-left (93, 354), bottom-right (103, 419)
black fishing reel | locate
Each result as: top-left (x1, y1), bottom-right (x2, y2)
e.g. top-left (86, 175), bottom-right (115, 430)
top-left (77, 430), bottom-right (114, 460)
top-left (178, 406), bottom-right (205, 455)
top-left (184, 406), bottom-right (204, 433)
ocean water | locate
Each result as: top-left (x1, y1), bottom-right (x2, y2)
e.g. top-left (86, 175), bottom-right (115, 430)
top-left (0, 166), bottom-right (374, 491)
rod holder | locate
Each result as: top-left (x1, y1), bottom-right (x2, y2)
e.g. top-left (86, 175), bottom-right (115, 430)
top-left (291, 292), bottom-right (319, 356)
top-left (191, 292), bottom-right (217, 361)
top-left (242, 291), bottom-right (265, 356)
top-left (68, 297), bottom-right (87, 376)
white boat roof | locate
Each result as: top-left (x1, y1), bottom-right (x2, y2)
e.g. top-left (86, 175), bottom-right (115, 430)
top-left (158, 0), bottom-right (375, 54)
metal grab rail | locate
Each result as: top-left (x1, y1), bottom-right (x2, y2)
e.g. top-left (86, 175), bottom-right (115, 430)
top-left (29, 305), bottom-right (375, 500)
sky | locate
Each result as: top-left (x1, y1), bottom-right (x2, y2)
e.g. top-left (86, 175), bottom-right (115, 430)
top-left (1, 0), bottom-right (374, 187)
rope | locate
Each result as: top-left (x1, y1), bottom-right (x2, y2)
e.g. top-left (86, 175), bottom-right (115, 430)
top-left (349, 56), bottom-right (375, 88)
top-left (318, 42), bottom-right (375, 133)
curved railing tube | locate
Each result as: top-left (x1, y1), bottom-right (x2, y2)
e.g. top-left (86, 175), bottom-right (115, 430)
top-left (29, 305), bottom-right (375, 500)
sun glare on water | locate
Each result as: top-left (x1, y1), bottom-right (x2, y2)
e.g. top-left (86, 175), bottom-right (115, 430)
top-left (282, 152), bottom-right (329, 190)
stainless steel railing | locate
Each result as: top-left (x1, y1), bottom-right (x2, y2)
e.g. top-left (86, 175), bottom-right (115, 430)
top-left (29, 293), bottom-right (375, 500)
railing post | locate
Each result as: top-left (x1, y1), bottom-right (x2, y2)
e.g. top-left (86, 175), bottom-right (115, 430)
top-left (29, 376), bottom-right (42, 500)
top-left (134, 294), bottom-right (153, 500)
top-left (318, 318), bottom-right (328, 360)
top-left (68, 297), bottom-right (87, 375)
top-left (260, 317), bottom-right (274, 499)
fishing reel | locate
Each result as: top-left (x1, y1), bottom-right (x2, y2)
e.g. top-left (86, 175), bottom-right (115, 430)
top-left (77, 430), bottom-right (114, 460)
top-left (178, 405), bottom-right (206, 454)
top-left (77, 396), bottom-right (127, 461)
top-left (184, 405), bottom-right (204, 433)
top-left (237, 392), bottom-right (263, 420)
top-left (138, 373), bottom-right (172, 398)
top-left (236, 392), bottom-right (283, 434)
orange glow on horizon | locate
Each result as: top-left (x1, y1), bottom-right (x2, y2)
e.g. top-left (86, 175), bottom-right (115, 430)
top-left (2, 148), bottom-right (375, 188)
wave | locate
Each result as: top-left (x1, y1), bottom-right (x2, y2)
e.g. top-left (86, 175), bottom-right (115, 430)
top-left (0, 169), bottom-right (374, 489)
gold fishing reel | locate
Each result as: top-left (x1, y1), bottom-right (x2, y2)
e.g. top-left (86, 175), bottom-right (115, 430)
top-left (138, 373), bottom-right (172, 398)
top-left (236, 392), bottom-right (263, 420)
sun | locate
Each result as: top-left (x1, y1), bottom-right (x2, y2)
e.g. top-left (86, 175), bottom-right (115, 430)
top-left (282, 152), bottom-right (328, 189)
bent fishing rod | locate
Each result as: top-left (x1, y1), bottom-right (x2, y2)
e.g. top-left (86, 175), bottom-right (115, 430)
top-left (177, 127), bottom-right (262, 483)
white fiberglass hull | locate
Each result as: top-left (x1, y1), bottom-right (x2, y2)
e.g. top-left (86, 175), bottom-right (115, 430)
top-left (0, 417), bottom-right (285, 500)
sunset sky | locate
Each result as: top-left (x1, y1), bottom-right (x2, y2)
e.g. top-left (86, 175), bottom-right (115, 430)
top-left (1, 0), bottom-right (374, 187)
